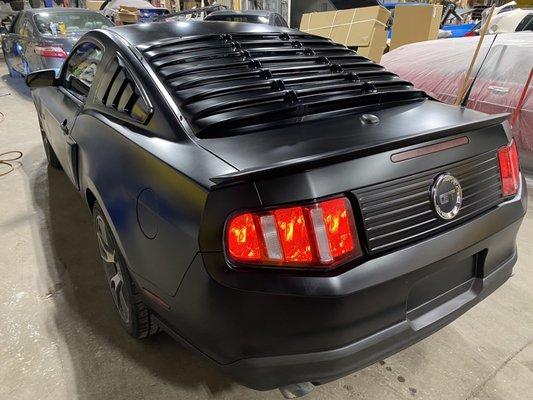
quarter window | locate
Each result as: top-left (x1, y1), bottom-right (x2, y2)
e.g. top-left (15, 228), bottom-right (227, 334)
top-left (516, 14), bottom-right (533, 32)
top-left (64, 41), bottom-right (103, 99)
top-left (21, 20), bottom-right (33, 36)
top-left (96, 56), bottom-right (153, 125)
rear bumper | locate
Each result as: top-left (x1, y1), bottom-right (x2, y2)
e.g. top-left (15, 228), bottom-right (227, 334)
top-left (222, 244), bottom-right (517, 389)
top-left (157, 179), bottom-right (526, 391)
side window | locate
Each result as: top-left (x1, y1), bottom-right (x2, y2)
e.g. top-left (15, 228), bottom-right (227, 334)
top-left (516, 14), bottom-right (533, 32)
top-left (96, 56), bottom-right (153, 125)
top-left (63, 42), bottom-right (103, 100)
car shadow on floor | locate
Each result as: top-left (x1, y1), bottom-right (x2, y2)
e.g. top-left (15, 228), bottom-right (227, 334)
top-left (1, 73), bottom-right (31, 98)
top-left (26, 150), bottom-right (238, 399)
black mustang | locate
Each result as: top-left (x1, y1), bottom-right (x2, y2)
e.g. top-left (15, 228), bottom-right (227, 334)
top-left (26, 20), bottom-right (526, 398)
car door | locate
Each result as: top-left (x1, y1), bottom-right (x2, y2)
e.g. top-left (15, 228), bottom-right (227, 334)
top-left (468, 42), bottom-right (531, 117)
top-left (467, 38), bottom-right (533, 167)
top-left (42, 40), bottom-right (104, 188)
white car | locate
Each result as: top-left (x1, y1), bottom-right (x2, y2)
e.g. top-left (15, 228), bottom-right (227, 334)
top-left (489, 8), bottom-right (532, 33)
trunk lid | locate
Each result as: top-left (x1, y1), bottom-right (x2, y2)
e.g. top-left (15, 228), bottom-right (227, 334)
top-left (41, 33), bottom-right (85, 54)
top-left (200, 100), bottom-right (504, 172)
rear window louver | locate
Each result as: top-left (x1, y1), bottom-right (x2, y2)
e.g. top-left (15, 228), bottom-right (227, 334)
top-left (137, 32), bottom-right (426, 138)
top-left (97, 57), bottom-right (153, 125)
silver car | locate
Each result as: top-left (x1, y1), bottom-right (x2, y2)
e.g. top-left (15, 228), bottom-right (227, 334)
top-left (2, 7), bottom-right (113, 78)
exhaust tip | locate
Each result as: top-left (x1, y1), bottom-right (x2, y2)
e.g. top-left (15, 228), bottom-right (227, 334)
top-left (279, 382), bottom-right (315, 399)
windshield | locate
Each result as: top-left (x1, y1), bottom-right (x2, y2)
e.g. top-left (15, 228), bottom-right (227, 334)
top-left (207, 15), bottom-right (270, 24)
top-left (34, 11), bottom-right (113, 35)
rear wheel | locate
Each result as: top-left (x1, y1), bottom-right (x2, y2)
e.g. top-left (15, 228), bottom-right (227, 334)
top-left (93, 203), bottom-right (159, 339)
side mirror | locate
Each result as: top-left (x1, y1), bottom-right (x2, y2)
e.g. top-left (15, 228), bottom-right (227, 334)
top-left (25, 69), bottom-right (57, 88)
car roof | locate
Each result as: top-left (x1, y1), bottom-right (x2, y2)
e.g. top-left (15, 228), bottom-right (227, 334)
top-left (21, 7), bottom-right (99, 15)
top-left (206, 10), bottom-right (277, 17)
top-left (106, 19), bottom-right (290, 45)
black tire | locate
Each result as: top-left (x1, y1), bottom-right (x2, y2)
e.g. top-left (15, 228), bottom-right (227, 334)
top-left (93, 203), bottom-right (159, 339)
top-left (40, 131), bottom-right (62, 169)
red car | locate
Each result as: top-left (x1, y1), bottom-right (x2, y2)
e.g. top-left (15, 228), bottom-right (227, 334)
top-left (382, 32), bottom-right (533, 170)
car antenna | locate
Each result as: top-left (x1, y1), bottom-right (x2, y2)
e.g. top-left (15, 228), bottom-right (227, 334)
top-left (460, 34), bottom-right (497, 108)
top-left (455, 3), bottom-right (496, 107)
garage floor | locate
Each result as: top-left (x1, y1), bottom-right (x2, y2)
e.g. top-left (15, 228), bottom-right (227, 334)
top-left (1, 63), bottom-right (533, 400)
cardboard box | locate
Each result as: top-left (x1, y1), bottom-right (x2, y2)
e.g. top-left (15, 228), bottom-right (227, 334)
top-left (389, 4), bottom-right (443, 51)
top-left (300, 6), bottom-right (391, 63)
top-left (86, 0), bottom-right (105, 11)
top-left (118, 6), bottom-right (140, 24)
top-left (356, 26), bottom-right (388, 63)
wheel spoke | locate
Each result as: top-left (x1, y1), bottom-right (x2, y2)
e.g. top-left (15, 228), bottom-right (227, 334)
top-left (96, 217), bottom-right (116, 263)
top-left (109, 269), bottom-right (129, 323)
top-left (95, 214), bottom-right (130, 324)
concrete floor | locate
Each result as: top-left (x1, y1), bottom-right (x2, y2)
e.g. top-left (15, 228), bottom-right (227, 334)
top-left (1, 62), bottom-right (533, 400)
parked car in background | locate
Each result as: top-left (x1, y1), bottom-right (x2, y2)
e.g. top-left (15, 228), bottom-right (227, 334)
top-left (26, 20), bottom-right (525, 398)
top-left (382, 33), bottom-right (533, 171)
top-left (490, 8), bottom-right (533, 33)
top-left (2, 8), bottom-right (113, 77)
top-left (100, 0), bottom-right (169, 23)
top-left (204, 9), bottom-right (288, 27)
top-left (465, 8), bottom-right (533, 36)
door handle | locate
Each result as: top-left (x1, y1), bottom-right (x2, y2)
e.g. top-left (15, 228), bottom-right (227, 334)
top-left (61, 119), bottom-right (69, 135)
top-left (488, 86), bottom-right (509, 94)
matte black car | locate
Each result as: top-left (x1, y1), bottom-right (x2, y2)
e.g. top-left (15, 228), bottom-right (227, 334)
top-left (2, 8), bottom-right (113, 77)
top-left (204, 9), bottom-right (288, 27)
top-left (26, 20), bottom-right (526, 397)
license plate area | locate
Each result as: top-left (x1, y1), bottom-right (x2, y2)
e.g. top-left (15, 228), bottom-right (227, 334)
top-left (405, 251), bottom-right (487, 322)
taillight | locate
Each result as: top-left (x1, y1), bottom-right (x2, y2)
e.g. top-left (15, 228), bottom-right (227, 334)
top-left (35, 44), bottom-right (68, 59)
top-left (498, 139), bottom-right (520, 197)
top-left (225, 196), bottom-right (362, 270)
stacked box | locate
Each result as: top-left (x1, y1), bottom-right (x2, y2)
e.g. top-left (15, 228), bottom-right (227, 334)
top-left (389, 4), bottom-right (443, 51)
top-left (86, 0), bottom-right (105, 11)
top-left (118, 6), bottom-right (140, 24)
top-left (300, 6), bottom-right (391, 63)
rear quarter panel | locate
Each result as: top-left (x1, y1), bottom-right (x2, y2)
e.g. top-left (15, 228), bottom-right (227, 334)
top-left (73, 113), bottom-right (208, 297)
top-left (68, 31), bottom-right (234, 298)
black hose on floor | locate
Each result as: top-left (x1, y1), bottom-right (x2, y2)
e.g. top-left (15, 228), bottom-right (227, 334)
top-left (0, 151), bottom-right (23, 177)
top-left (0, 110), bottom-right (24, 177)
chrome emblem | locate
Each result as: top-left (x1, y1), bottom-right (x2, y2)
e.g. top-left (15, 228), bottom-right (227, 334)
top-left (431, 173), bottom-right (462, 220)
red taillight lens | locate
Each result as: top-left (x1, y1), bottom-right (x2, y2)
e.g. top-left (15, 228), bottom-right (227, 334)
top-left (226, 213), bottom-right (261, 262)
top-left (225, 197), bottom-right (361, 270)
top-left (273, 207), bottom-right (314, 263)
top-left (35, 44), bottom-right (68, 59)
top-left (317, 198), bottom-right (356, 259)
top-left (498, 139), bottom-right (520, 197)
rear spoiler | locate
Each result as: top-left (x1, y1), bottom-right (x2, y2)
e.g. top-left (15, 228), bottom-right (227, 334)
top-left (210, 113), bottom-right (509, 187)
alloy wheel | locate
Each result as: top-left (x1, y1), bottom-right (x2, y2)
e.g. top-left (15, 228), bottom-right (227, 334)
top-left (95, 215), bottom-right (130, 324)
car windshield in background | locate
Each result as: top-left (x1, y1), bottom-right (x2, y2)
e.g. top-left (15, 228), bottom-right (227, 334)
top-left (208, 15), bottom-right (270, 24)
top-left (34, 12), bottom-right (113, 35)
